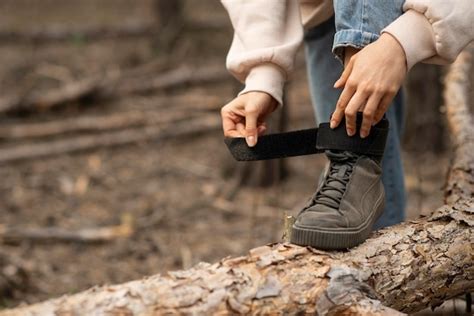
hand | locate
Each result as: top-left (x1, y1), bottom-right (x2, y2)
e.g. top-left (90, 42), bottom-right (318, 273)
top-left (221, 91), bottom-right (278, 147)
top-left (331, 33), bottom-right (407, 138)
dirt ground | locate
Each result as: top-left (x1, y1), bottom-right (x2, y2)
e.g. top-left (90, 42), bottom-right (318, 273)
top-left (0, 1), bottom-right (470, 314)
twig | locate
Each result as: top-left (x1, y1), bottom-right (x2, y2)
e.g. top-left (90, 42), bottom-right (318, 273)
top-left (282, 213), bottom-right (295, 242)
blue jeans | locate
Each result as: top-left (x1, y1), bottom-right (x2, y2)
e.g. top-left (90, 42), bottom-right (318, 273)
top-left (304, 1), bottom-right (406, 228)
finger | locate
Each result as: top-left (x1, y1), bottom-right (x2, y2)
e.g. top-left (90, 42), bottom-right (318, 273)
top-left (236, 122), bottom-right (246, 137)
top-left (332, 80), bottom-right (357, 129)
top-left (373, 93), bottom-right (395, 123)
top-left (222, 113), bottom-right (239, 137)
top-left (256, 121), bottom-right (267, 135)
top-left (344, 91), bottom-right (368, 136)
top-left (334, 58), bottom-right (354, 88)
top-left (360, 93), bottom-right (382, 138)
top-left (245, 106), bottom-right (259, 147)
top-left (221, 102), bottom-right (242, 137)
top-left (225, 130), bottom-right (242, 138)
top-left (331, 82), bottom-right (356, 129)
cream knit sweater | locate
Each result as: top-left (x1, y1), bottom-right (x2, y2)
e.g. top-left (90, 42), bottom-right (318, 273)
top-left (221, 0), bottom-right (474, 105)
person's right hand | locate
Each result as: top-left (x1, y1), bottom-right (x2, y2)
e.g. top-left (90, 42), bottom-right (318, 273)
top-left (221, 91), bottom-right (278, 147)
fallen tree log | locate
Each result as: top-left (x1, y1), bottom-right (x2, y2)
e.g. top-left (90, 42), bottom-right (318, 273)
top-left (1, 49), bottom-right (473, 315)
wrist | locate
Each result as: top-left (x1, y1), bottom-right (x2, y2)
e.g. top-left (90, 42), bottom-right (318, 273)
top-left (380, 33), bottom-right (407, 73)
top-left (382, 10), bottom-right (437, 70)
top-left (242, 91), bottom-right (278, 112)
top-left (239, 63), bottom-right (286, 107)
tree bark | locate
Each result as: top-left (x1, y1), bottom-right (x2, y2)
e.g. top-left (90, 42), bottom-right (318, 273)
top-left (1, 49), bottom-right (473, 316)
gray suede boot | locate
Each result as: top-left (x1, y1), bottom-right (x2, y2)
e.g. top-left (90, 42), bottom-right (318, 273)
top-left (290, 150), bottom-right (385, 250)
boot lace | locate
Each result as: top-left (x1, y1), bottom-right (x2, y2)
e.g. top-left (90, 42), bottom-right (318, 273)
top-left (309, 151), bottom-right (359, 211)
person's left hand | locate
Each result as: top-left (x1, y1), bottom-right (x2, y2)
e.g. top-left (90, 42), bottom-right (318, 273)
top-left (331, 33), bottom-right (407, 138)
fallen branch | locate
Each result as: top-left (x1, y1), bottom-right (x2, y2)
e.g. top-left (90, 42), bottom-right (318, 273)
top-left (0, 20), bottom-right (227, 44)
top-left (0, 23), bottom-right (157, 43)
top-left (111, 65), bottom-right (229, 96)
top-left (0, 110), bottom-right (200, 140)
top-left (0, 215), bottom-right (133, 244)
top-left (0, 115), bottom-right (220, 164)
top-left (1, 48), bottom-right (473, 315)
top-left (0, 76), bottom-right (102, 113)
top-left (0, 65), bottom-right (229, 114)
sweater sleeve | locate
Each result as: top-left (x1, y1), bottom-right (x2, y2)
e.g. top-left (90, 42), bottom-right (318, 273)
top-left (382, 0), bottom-right (474, 70)
top-left (221, 0), bottom-right (303, 106)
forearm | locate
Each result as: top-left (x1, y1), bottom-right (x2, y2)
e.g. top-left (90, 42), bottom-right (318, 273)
top-left (382, 0), bottom-right (474, 70)
top-left (221, 0), bottom-right (303, 105)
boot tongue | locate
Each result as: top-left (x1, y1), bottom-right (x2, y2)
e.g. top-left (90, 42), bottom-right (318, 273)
top-left (325, 150), bottom-right (354, 161)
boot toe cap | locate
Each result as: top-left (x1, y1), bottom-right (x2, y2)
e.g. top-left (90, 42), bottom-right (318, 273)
top-left (295, 210), bottom-right (349, 229)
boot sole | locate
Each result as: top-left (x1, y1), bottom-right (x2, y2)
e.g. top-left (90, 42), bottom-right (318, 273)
top-left (290, 200), bottom-right (384, 250)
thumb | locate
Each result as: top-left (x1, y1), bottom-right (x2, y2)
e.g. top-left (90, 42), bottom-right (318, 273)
top-left (245, 107), bottom-right (259, 147)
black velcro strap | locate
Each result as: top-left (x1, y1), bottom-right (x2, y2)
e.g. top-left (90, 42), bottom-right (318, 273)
top-left (316, 121), bottom-right (388, 156)
top-left (224, 128), bottom-right (323, 161)
top-left (225, 115), bottom-right (389, 161)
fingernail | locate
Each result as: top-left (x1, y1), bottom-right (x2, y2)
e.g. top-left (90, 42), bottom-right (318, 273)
top-left (246, 136), bottom-right (256, 147)
top-left (330, 120), bottom-right (336, 129)
top-left (360, 130), bottom-right (367, 138)
top-left (347, 129), bottom-right (354, 136)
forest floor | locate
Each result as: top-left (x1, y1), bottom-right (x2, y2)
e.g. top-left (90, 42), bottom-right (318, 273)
top-left (0, 1), bottom-right (470, 315)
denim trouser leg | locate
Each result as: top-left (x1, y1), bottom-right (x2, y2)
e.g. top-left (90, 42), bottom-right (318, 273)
top-left (304, 17), bottom-right (342, 124)
top-left (304, 14), bottom-right (406, 228)
top-left (332, 0), bottom-right (405, 61)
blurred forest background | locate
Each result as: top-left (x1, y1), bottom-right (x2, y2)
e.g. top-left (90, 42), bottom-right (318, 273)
top-left (0, 0), bottom-right (472, 313)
